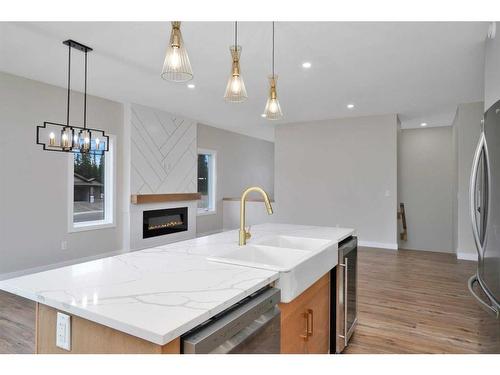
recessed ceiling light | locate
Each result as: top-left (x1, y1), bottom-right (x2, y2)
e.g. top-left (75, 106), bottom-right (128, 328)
top-left (261, 113), bottom-right (267, 118)
top-left (347, 104), bottom-right (355, 109)
top-left (421, 122), bottom-right (428, 127)
top-left (302, 62), bottom-right (312, 69)
top-left (187, 83), bottom-right (195, 89)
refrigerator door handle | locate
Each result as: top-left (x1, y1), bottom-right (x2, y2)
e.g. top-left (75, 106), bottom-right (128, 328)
top-left (469, 132), bottom-right (486, 255)
top-left (468, 275), bottom-right (499, 317)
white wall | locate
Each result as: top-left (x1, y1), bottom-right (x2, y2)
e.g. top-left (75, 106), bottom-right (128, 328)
top-left (485, 25), bottom-right (500, 110)
top-left (196, 124), bottom-right (275, 236)
top-left (0, 72), bottom-right (124, 275)
top-left (274, 114), bottom-right (399, 249)
top-left (398, 127), bottom-right (454, 252)
top-left (454, 102), bottom-right (484, 260)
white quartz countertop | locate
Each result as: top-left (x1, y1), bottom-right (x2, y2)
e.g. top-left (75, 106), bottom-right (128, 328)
top-left (0, 224), bottom-right (354, 346)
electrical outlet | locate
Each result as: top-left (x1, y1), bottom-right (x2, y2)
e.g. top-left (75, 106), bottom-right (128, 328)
top-left (56, 312), bottom-right (71, 351)
top-left (61, 241), bottom-right (68, 251)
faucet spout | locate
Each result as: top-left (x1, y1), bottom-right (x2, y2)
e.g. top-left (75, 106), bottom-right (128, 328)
top-left (239, 186), bottom-right (273, 246)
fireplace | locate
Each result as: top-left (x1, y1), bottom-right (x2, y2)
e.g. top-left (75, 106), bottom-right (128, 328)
top-left (143, 207), bottom-right (188, 239)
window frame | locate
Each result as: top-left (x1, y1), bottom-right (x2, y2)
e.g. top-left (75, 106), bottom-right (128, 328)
top-left (197, 148), bottom-right (217, 216)
top-left (68, 134), bottom-right (116, 233)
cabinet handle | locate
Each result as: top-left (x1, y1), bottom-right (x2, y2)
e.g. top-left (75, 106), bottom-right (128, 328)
top-left (307, 309), bottom-right (314, 337)
top-left (300, 311), bottom-right (309, 341)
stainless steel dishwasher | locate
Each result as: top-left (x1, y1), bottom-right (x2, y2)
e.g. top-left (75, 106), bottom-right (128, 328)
top-left (181, 287), bottom-right (281, 354)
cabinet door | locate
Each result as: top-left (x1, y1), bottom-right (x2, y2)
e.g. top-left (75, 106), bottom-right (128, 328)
top-left (279, 273), bottom-right (330, 354)
top-left (305, 277), bottom-right (330, 354)
top-left (280, 304), bottom-right (309, 353)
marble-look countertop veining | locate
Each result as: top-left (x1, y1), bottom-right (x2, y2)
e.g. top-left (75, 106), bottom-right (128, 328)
top-left (0, 224), bottom-right (354, 346)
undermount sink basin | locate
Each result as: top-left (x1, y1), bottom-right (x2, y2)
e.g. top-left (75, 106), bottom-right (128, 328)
top-left (255, 235), bottom-right (331, 251)
top-left (207, 235), bottom-right (339, 303)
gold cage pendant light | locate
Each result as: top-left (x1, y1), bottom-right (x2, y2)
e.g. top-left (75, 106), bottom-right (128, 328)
top-left (161, 21), bottom-right (193, 82)
top-left (263, 22), bottom-right (283, 120)
top-left (224, 21), bottom-right (248, 102)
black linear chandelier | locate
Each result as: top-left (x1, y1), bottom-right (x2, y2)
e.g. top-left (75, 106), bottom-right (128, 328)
top-left (36, 40), bottom-right (109, 155)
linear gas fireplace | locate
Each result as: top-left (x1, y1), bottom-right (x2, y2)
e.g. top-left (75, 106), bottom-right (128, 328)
top-left (143, 207), bottom-right (188, 239)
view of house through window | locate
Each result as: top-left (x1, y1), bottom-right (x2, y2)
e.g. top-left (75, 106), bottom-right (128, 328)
top-left (73, 151), bottom-right (105, 223)
top-left (198, 150), bottom-right (215, 213)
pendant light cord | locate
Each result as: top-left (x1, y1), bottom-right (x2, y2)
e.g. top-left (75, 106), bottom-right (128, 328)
top-left (272, 21), bottom-right (275, 77)
top-left (66, 44), bottom-right (71, 127)
top-left (84, 50), bottom-right (87, 129)
top-left (235, 21), bottom-right (237, 47)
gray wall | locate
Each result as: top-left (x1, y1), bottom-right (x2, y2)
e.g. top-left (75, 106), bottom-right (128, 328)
top-left (398, 127), bottom-right (454, 252)
top-left (196, 124), bottom-right (275, 235)
top-left (274, 114), bottom-right (399, 248)
top-left (0, 72), bottom-right (124, 275)
top-left (485, 27), bottom-right (500, 110)
top-left (453, 102), bottom-right (484, 259)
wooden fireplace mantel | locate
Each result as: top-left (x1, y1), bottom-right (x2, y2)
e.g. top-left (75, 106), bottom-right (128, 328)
top-left (131, 193), bottom-right (201, 205)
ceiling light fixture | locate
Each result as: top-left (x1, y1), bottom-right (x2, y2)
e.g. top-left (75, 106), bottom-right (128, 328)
top-left (261, 114), bottom-right (267, 118)
top-left (263, 22), bottom-right (283, 121)
top-left (347, 104), bottom-right (355, 109)
top-left (36, 40), bottom-right (108, 155)
top-left (302, 62), bottom-right (312, 69)
top-left (224, 21), bottom-right (248, 103)
top-left (421, 122), bottom-right (428, 127)
top-left (161, 21), bottom-right (193, 82)
top-left (187, 83), bottom-right (195, 89)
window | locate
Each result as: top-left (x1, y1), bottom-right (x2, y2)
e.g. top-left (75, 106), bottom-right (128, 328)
top-left (197, 148), bottom-right (216, 215)
top-left (68, 136), bottom-right (115, 231)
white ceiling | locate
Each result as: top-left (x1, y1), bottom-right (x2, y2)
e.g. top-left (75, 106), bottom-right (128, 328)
top-left (0, 22), bottom-right (488, 141)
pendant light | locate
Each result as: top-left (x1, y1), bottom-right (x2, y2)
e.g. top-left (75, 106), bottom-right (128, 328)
top-left (224, 21), bottom-right (248, 102)
top-left (36, 40), bottom-right (109, 155)
top-left (263, 22), bottom-right (283, 120)
top-left (161, 21), bottom-right (193, 82)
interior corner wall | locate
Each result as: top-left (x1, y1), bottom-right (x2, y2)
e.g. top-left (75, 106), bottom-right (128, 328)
top-left (398, 126), bottom-right (454, 253)
top-left (274, 114), bottom-right (399, 248)
top-left (455, 102), bottom-right (484, 260)
top-left (0, 72), bottom-right (125, 275)
top-left (196, 124), bottom-right (275, 236)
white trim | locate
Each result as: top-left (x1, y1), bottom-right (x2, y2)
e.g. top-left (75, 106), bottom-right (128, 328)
top-left (457, 252), bottom-right (478, 261)
top-left (0, 248), bottom-right (128, 281)
top-left (197, 148), bottom-right (217, 216)
top-left (197, 209), bottom-right (217, 216)
top-left (68, 135), bottom-right (116, 233)
top-left (358, 240), bottom-right (398, 250)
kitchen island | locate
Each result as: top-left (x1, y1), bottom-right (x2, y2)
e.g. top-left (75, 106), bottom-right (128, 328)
top-left (0, 224), bottom-right (354, 354)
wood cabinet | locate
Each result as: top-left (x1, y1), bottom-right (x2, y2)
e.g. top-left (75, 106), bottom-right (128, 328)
top-left (35, 304), bottom-right (180, 354)
top-left (279, 273), bottom-right (330, 354)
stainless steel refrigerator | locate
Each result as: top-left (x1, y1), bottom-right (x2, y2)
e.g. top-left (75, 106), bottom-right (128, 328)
top-left (468, 99), bottom-right (500, 317)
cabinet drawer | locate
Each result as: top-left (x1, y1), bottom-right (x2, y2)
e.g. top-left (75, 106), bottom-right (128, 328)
top-left (279, 273), bottom-right (330, 354)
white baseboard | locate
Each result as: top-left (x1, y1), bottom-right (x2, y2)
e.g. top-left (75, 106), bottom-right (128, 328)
top-left (0, 248), bottom-right (128, 281)
top-left (457, 252), bottom-right (477, 261)
top-left (358, 241), bottom-right (398, 250)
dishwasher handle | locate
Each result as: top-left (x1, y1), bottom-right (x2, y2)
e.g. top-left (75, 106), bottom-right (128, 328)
top-left (182, 287), bottom-right (280, 354)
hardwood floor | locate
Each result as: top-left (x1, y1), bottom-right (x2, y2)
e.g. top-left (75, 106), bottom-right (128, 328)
top-left (0, 247), bottom-right (498, 354)
top-left (0, 289), bottom-right (35, 354)
top-left (344, 247), bottom-right (500, 354)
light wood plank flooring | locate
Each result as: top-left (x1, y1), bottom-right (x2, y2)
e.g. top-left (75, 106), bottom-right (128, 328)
top-left (0, 247), bottom-right (498, 354)
top-left (0, 289), bottom-right (35, 354)
top-left (345, 247), bottom-right (500, 354)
